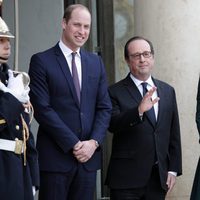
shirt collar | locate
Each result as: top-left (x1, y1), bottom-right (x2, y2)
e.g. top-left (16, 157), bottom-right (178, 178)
top-left (59, 40), bottom-right (80, 57)
top-left (130, 73), bottom-right (155, 87)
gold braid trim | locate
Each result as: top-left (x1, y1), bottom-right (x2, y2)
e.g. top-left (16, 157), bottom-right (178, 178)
top-left (0, 119), bottom-right (6, 124)
top-left (28, 102), bottom-right (34, 124)
top-left (24, 101), bottom-right (34, 124)
top-left (20, 114), bottom-right (29, 166)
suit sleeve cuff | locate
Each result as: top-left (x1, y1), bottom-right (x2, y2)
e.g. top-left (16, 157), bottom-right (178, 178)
top-left (168, 171), bottom-right (177, 176)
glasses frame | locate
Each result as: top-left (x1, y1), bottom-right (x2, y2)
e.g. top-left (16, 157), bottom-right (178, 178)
top-left (129, 51), bottom-right (152, 60)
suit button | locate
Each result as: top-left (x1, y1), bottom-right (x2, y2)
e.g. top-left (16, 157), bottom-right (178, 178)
top-left (15, 125), bottom-right (20, 130)
top-left (130, 122), bottom-right (137, 126)
top-left (77, 129), bottom-right (81, 133)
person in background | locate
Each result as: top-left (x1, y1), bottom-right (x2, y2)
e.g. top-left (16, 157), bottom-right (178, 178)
top-left (29, 4), bottom-right (111, 200)
top-left (190, 77), bottom-right (200, 200)
top-left (0, 16), bottom-right (39, 200)
top-left (105, 36), bottom-right (182, 200)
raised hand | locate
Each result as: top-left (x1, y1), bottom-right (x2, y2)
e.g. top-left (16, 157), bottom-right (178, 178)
top-left (138, 86), bottom-right (160, 114)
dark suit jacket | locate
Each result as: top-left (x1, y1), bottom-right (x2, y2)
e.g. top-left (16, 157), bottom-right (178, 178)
top-left (29, 43), bottom-right (111, 172)
top-left (196, 77), bottom-right (200, 135)
top-left (190, 77), bottom-right (200, 200)
top-left (105, 74), bottom-right (182, 191)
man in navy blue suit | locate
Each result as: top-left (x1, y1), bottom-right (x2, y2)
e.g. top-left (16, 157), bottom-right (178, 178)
top-left (29, 4), bottom-right (112, 200)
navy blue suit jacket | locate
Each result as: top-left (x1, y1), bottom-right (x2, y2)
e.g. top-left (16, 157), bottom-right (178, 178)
top-left (29, 43), bottom-right (111, 172)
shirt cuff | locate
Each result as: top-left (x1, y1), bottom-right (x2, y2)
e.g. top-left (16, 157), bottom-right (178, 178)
top-left (139, 113), bottom-right (143, 120)
top-left (168, 171), bottom-right (177, 176)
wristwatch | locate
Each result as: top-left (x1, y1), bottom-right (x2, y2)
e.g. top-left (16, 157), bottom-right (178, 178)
top-left (94, 140), bottom-right (99, 148)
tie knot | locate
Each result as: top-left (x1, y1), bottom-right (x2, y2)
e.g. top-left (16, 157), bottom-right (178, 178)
top-left (71, 52), bottom-right (77, 58)
top-left (141, 82), bottom-right (148, 97)
top-left (141, 82), bottom-right (148, 89)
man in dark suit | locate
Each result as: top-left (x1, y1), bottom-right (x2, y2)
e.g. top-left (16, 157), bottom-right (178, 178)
top-left (28, 4), bottom-right (112, 200)
top-left (105, 36), bottom-right (182, 200)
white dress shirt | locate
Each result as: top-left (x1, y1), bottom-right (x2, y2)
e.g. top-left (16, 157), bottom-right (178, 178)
top-left (59, 40), bottom-right (82, 88)
top-left (130, 74), bottom-right (158, 119)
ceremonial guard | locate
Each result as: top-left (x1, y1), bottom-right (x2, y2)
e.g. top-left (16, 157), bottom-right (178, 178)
top-left (0, 15), bottom-right (39, 200)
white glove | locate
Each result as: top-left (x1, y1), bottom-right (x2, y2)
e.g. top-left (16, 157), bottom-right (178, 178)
top-left (7, 70), bottom-right (24, 92)
top-left (0, 70), bottom-right (30, 103)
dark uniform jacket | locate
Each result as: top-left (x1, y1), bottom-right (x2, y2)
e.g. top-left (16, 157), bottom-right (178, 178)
top-left (0, 64), bottom-right (39, 200)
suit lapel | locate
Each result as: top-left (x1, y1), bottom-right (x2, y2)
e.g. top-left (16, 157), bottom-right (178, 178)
top-left (124, 75), bottom-right (158, 127)
top-left (153, 79), bottom-right (163, 126)
top-left (123, 74), bottom-right (142, 104)
top-left (54, 44), bottom-right (80, 107)
top-left (79, 50), bottom-right (89, 108)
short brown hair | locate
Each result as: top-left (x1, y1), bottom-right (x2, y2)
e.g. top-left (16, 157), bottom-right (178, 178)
top-left (63, 4), bottom-right (90, 23)
top-left (124, 36), bottom-right (154, 60)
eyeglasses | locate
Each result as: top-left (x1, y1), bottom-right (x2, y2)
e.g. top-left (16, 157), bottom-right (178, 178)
top-left (129, 51), bottom-right (152, 60)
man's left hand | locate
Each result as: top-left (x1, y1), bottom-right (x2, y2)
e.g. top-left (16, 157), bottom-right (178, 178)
top-left (166, 173), bottom-right (176, 194)
top-left (73, 139), bottom-right (97, 163)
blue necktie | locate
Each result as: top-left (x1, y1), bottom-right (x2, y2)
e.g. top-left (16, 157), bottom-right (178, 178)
top-left (71, 52), bottom-right (80, 102)
top-left (141, 82), bottom-right (156, 126)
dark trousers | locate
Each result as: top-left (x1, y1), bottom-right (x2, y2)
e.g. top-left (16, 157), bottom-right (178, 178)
top-left (39, 164), bottom-right (96, 200)
top-left (110, 165), bottom-right (167, 200)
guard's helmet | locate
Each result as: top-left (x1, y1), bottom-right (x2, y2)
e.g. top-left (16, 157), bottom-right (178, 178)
top-left (0, 17), bottom-right (14, 38)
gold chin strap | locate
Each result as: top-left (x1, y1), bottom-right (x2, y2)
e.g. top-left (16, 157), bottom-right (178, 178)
top-left (20, 114), bottom-right (29, 166)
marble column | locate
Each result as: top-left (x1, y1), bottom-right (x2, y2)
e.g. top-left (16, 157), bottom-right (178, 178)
top-left (134, 0), bottom-right (200, 199)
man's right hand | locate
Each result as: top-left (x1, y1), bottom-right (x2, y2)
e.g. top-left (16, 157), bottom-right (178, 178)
top-left (138, 86), bottom-right (160, 114)
top-left (73, 140), bottom-right (97, 163)
top-left (73, 141), bottom-right (83, 151)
